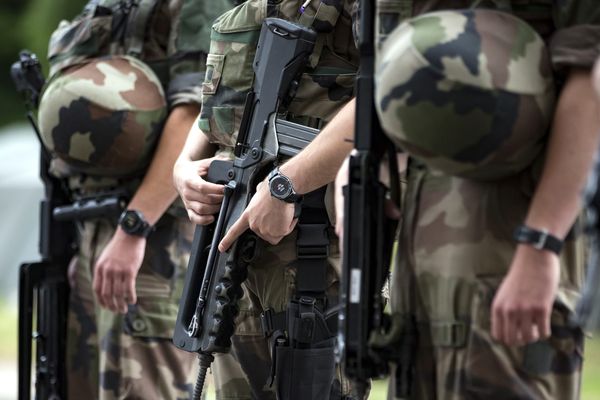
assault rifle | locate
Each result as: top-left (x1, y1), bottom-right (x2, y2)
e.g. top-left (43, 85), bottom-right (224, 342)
top-left (172, 18), bottom-right (318, 399)
top-left (12, 50), bottom-right (72, 400)
top-left (12, 51), bottom-right (127, 400)
top-left (337, 0), bottom-right (413, 398)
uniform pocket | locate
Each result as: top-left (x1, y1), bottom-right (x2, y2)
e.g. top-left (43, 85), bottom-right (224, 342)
top-left (198, 0), bottom-right (264, 147)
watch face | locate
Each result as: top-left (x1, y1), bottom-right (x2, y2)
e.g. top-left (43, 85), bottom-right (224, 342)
top-left (121, 210), bottom-right (143, 233)
top-left (270, 176), bottom-right (292, 199)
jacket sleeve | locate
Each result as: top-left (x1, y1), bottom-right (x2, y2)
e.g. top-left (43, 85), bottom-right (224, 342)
top-left (167, 0), bottom-right (235, 108)
top-left (550, 0), bottom-right (600, 72)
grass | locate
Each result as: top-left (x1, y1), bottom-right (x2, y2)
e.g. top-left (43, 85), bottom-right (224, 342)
top-left (1, 301), bottom-right (599, 398)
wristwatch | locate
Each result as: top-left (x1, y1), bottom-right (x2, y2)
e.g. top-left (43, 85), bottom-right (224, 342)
top-left (513, 224), bottom-right (563, 255)
top-left (118, 209), bottom-right (153, 238)
top-left (268, 167), bottom-right (302, 203)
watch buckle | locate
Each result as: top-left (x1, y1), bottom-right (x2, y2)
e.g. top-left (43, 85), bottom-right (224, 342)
top-left (533, 229), bottom-right (548, 250)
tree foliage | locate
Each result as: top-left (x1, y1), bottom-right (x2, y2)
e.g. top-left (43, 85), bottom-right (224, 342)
top-left (0, 0), bottom-right (87, 126)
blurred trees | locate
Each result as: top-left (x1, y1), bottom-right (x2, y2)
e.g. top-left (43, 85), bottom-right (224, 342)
top-left (0, 0), bottom-right (86, 126)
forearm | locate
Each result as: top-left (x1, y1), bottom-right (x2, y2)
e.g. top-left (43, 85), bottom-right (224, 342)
top-left (525, 69), bottom-right (600, 237)
top-left (280, 99), bottom-right (356, 194)
top-left (127, 104), bottom-right (201, 225)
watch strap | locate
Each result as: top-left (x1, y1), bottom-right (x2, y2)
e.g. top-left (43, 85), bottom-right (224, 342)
top-left (119, 210), bottom-right (154, 238)
top-left (268, 167), bottom-right (303, 204)
top-left (513, 224), bottom-right (563, 255)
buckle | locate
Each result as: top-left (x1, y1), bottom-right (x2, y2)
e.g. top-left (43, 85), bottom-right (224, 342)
top-left (297, 224), bottom-right (329, 259)
top-left (261, 309), bottom-right (275, 338)
top-left (533, 229), bottom-right (548, 250)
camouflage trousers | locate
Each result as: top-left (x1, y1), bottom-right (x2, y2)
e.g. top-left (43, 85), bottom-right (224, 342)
top-left (66, 214), bottom-right (200, 400)
top-left (212, 230), bottom-right (361, 400)
top-left (388, 166), bottom-right (586, 400)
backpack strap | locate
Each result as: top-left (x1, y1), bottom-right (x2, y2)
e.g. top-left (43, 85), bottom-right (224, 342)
top-left (125, 0), bottom-right (158, 57)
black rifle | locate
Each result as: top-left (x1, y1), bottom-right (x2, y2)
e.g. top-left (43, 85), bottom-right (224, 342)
top-left (12, 51), bottom-right (127, 400)
top-left (12, 50), bottom-right (73, 400)
top-left (338, 0), bottom-right (412, 398)
top-left (172, 18), bottom-right (317, 400)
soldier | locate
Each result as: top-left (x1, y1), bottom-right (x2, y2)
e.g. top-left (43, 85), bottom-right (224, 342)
top-left (36, 0), bottom-right (241, 398)
top-left (373, 3), bottom-right (600, 398)
top-left (188, 1), bottom-right (600, 399)
top-left (172, 0), bottom-right (361, 398)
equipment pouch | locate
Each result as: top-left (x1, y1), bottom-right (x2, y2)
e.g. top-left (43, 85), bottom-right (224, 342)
top-left (274, 339), bottom-right (336, 400)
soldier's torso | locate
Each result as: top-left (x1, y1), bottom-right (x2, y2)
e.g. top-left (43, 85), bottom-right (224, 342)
top-left (199, 0), bottom-right (359, 151)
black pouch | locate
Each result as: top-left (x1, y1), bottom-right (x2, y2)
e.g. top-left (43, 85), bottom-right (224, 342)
top-left (274, 338), bottom-right (336, 400)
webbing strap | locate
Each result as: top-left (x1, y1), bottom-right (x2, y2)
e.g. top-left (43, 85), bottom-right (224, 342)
top-left (295, 186), bottom-right (330, 296)
top-left (126, 0), bottom-right (158, 57)
top-left (296, 1), bottom-right (341, 68)
top-left (429, 320), bottom-right (468, 348)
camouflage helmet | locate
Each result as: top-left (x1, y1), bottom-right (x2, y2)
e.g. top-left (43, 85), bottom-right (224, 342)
top-left (38, 55), bottom-right (167, 177)
top-left (375, 9), bottom-right (555, 180)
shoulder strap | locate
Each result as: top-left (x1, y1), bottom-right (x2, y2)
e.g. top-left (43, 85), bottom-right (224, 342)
top-left (125, 0), bottom-right (159, 57)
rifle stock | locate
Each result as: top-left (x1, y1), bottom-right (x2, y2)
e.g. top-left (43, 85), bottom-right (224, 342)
top-left (173, 18), bottom-right (317, 399)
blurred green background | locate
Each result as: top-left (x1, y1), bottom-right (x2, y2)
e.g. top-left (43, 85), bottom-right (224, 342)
top-left (0, 0), bottom-right (86, 126)
top-left (0, 1), bottom-right (599, 399)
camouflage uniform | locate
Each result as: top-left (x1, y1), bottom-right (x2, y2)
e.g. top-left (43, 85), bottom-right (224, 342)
top-left (197, 0), bottom-right (361, 398)
top-left (371, 1), bottom-right (600, 399)
top-left (37, 0), bottom-right (239, 398)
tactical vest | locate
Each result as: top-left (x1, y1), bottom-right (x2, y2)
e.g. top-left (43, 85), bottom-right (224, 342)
top-left (199, 0), bottom-right (359, 150)
top-left (47, 0), bottom-right (238, 83)
top-left (48, 0), bottom-right (167, 80)
top-left (377, 0), bottom-right (556, 44)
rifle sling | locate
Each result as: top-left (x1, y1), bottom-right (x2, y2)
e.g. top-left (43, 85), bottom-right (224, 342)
top-left (261, 186), bottom-right (334, 338)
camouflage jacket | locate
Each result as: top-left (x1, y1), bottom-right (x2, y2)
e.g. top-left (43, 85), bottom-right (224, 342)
top-left (376, 0), bottom-right (600, 73)
top-left (198, 0), bottom-right (359, 152)
top-left (47, 0), bottom-right (237, 107)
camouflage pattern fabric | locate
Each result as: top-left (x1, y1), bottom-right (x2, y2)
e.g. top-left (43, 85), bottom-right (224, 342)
top-left (38, 56), bottom-right (167, 178)
top-left (211, 232), bottom-right (364, 400)
top-left (41, 0), bottom-right (242, 398)
top-left (198, 0), bottom-right (359, 151)
top-left (67, 215), bottom-right (200, 399)
top-left (375, 9), bottom-right (556, 181)
top-left (388, 166), bottom-right (586, 400)
top-left (196, 0), bottom-right (362, 398)
top-left (42, 0), bottom-right (240, 178)
top-left (372, 1), bottom-right (600, 399)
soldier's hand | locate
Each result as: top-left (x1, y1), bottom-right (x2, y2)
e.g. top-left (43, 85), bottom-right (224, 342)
top-left (173, 156), bottom-right (225, 225)
top-left (219, 180), bottom-right (298, 251)
top-left (491, 244), bottom-right (560, 346)
top-left (92, 228), bottom-right (146, 314)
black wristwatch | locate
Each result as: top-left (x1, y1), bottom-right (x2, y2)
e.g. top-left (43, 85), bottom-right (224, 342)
top-left (513, 224), bottom-right (563, 255)
top-left (118, 209), bottom-right (154, 238)
top-left (268, 168), bottom-right (302, 203)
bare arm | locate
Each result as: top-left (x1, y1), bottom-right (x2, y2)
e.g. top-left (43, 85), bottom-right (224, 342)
top-left (93, 104), bottom-right (200, 313)
top-left (492, 68), bottom-right (600, 345)
top-left (280, 99), bottom-right (356, 194)
top-left (219, 99), bottom-right (356, 250)
top-left (173, 117), bottom-right (225, 225)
